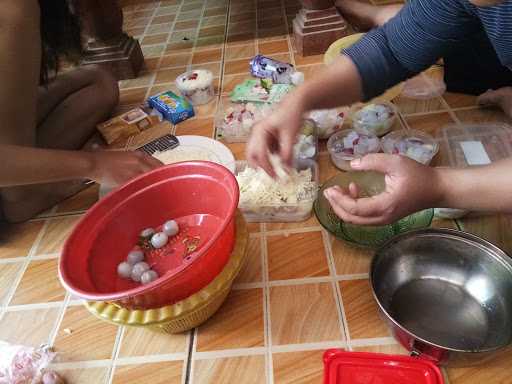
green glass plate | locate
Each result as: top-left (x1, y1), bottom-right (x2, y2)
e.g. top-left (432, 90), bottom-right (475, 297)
top-left (314, 171), bottom-right (434, 248)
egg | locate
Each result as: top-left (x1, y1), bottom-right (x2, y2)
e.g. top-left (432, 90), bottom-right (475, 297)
top-left (163, 220), bottom-right (179, 237)
top-left (140, 228), bottom-right (155, 239)
top-left (127, 249), bottom-right (144, 265)
top-left (151, 232), bottom-right (169, 249)
top-left (131, 262), bottom-right (150, 282)
top-left (141, 270), bottom-right (159, 285)
top-left (117, 261), bottom-right (133, 279)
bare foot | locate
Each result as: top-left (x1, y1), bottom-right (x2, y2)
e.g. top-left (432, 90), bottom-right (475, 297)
top-left (335, 0), bottom-right (403, 30)
top-left (477, 87), bottom-right (512, 118)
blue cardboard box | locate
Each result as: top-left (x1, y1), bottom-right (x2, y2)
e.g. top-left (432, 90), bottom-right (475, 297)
top-left (148, 90), bottom-right (195, 124)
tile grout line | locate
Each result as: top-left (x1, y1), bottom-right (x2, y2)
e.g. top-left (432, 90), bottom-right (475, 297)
top-left (106, 326), bottom-right (126, 384)
top-left (47, 293), bottom-right (71, 346)
top-left (182, 329), bottom-right (194, 384)
top-left (187, 327), bottom-right (199, 384)
top-left (141, 1), bottom-right (164, 99)
top-left (323, 231), bottom-right (352, 350)
top-left (280, 0), bottom-right (295, 67)
top-left (260, 223), bottom-right (274, 384)
top-left (321, 230), bottom-right (348, 346)
top-left (0, 218), bottom-right (51, 320)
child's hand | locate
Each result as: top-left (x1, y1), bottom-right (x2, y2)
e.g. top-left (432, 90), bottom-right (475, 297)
top-left (90, 150), bottom-right (163, 187)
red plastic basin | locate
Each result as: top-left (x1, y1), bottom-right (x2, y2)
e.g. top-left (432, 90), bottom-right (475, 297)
top-left (59, 161), bottom-right (239, 309)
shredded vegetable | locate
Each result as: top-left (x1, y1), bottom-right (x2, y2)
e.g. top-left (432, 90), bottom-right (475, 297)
top-left (236, 156), bottom-right (316, 206)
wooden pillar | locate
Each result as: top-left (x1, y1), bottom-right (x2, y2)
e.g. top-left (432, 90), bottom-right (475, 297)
top-left (73, 0), bottom-right (144, 80)
top-left (293, 0), bottom-right (349, 56)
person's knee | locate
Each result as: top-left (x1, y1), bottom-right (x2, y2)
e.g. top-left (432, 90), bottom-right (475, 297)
top-left (85, 65), bottom-right (120, 113)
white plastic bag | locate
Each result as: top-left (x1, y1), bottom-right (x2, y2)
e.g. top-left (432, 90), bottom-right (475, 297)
top-left (0, 342), bottom-right (63, 384)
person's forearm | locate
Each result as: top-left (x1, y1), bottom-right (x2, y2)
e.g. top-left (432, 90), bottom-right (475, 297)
top-left (0, 145), bottom-right (96, 187)
top-left (435, 158), bottom-right (512, 212)
top-left (283, 56), bottom-right (363, 114)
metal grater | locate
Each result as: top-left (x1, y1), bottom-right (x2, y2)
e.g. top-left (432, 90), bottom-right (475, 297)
top-left (137, 135), bottom-right (180, 155)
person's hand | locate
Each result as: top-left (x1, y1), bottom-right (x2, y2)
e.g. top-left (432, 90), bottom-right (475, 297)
top-left (89, 150), bottom-right (163, 188)
top-left (477, 87), bottom-right (512, 118)
top-left (323, 154), bottom-right (441, 225)
top-left (246, 98), bottom-right (304, 176)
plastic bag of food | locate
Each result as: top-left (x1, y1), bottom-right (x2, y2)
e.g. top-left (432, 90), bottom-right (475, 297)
top-left (0, 342), bottom-right (64, 384)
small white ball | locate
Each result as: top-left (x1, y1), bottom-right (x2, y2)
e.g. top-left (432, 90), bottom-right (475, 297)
top-left (163, 220), bottom-right (179, 237)
top-left (141, 270), bottom-right (159, 285)
top-left (127, 249), bottom-right (144, 265)
top-left (151, 232), bottom-right (169, 249)
top-left (140, 228), bottom-right (155, 238)
top-left (117, 262), bottom-right (133, 279)
top-left (131, 262), bottom-right (150, 282)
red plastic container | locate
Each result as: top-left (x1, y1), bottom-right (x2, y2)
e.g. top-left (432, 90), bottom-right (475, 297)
top-left (59, 162), bottom-right (239, 309)
top-left (323, 349), bottom-right (444, 384)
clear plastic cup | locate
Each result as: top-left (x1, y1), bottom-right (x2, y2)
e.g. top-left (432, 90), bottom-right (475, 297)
top-left (351, 101), bottom-right (397, 137)
top-left (327, 129), bottom-right (381, 171)
top-left (176, 69), bottom-right (215, 106)
top-left (381, 129), bottom-right (439, 165)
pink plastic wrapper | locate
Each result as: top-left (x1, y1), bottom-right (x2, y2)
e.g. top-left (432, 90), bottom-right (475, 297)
top-left (0, 342), bottom-right (63, 384)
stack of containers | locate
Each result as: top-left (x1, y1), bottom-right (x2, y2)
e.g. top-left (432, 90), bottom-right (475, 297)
top-left (58, 162), bottom-right (249, 333)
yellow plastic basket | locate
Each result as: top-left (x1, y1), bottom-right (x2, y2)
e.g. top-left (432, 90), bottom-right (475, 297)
top-left (84, 213), bottom-right (249, 334)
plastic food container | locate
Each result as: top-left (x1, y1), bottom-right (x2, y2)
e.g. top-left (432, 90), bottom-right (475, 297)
top-left (294, 119), bottom-right (319, 160)
top-left (215, 101), bottom-right (272, 143)
top-left (350, 102), bottom-right (397, 137)
top-left (176, 69), bottom-right (215, 105)
top-left (235, 159), bottom-right (319, 223)
top-left (402, 72), bottom-right (446, 100)
top-left (59, 162), bottom-right (239, 310)
top-left (323, 349), bottom-right (444, 384)
top-left (382, 129), bottom-right (439, 165)
top-left (308, 108), bottom-right (346, 139)
top-left (327, 129), bottom-right (380, 171)
top-left (432, 123), bottom-right (512, 219)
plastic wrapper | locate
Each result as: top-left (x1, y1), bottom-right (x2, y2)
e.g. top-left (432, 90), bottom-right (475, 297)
top-left (0, 342), bottom-right (63, 384)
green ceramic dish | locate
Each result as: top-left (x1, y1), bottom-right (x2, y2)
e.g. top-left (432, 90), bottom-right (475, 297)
top-left (314, 171), bottom-right (434, 248)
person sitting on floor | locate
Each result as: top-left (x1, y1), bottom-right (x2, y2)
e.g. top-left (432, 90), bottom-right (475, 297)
top-left (246, 0), bottom-right (512, 225)
top-left (0, 0), bottom-right (162, 223)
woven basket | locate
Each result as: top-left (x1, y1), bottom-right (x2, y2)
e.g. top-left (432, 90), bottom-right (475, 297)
top-left (84, 213), bottom-right (248, 333)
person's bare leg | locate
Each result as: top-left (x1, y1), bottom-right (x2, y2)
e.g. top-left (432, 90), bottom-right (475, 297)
top-left (477, 87), bottom-right (512, 118)
top-left (335, 0), bottom-right (403, 30)
top-left (1, 65), bottom-right (119, 223)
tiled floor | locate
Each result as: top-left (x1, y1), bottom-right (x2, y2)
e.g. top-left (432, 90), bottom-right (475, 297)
top-left (1, 0), bottom-right (512, 383)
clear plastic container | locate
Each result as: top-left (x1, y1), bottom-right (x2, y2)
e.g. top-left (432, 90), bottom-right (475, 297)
top-left (294, 119), bottom-right (319, 160)
top-left (308, 108), bottom-right (347, 139)
top-left (350, 101), bottom-right (397, 137)
top-left (235, 159), bottom-right (319, 222)
top-left (215, 101), bottom-right (273, 143)
top-left (436, 123), bottom-right (512, 168)
top-left (381, 129), bottom-right (439, 165)
top-left (327, 129), bottom-right (381, 171)
top-left (433, 123), bottom-right (512, 219)
top-left (176, 69), bottom-right (215, 106)
top-left (402, 72), bottom-right (446, 100)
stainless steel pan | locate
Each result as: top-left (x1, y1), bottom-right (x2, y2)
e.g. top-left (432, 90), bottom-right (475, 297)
top-left (371, 228), bottom-right (512, 365)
